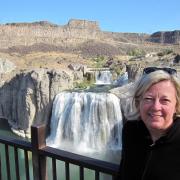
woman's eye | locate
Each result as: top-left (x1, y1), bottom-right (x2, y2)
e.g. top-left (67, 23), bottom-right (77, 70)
top-left (143, 97), bottom-right (153, 102)
top-left (161, 99), bottom-right (170, 103)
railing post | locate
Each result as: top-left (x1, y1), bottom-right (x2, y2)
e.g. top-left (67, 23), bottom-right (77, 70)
top-left (0, 155), bottom-right (1, 180)
top-left (31, 124), bottom-right (48, 180)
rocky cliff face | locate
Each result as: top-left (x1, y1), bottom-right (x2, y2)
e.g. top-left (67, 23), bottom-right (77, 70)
top-left (148, 30), bottom-right (180, 44)
top-left (0, 69), bottom-right (74, 138)
top-left (0, 19), bottom-right (101, 48)
top-left (0, 19), bottom-right (149, 50)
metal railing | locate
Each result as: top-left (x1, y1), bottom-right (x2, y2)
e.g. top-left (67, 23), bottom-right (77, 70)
top-left (0, 125), bottom-right (120, 180)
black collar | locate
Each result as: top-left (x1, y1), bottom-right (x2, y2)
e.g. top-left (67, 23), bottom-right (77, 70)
top-left (138, 118), bottom-right (180, 145)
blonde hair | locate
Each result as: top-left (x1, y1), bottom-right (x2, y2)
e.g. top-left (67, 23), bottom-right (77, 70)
top-left (126, 70), bottom-right (180, 120)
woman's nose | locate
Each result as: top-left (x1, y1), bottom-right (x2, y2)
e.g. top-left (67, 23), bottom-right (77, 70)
top-left (151, 99), bottom-right (161, 110)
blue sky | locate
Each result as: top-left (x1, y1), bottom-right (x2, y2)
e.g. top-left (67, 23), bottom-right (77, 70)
top-left (0, 0), bottom-right (179, 34)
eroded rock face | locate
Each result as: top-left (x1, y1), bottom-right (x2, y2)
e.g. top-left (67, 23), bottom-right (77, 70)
top-left (0, 20), bottom-right (101, 49)
top-left (149, 30), bottom-right (180, 44)
top-left (110, 82), bottom-right (135, 122)
top-left (0, 19), bottom-right (148, 50)
top-left (126, 64), bottom-right (142, 82)
top-left (0, 69), bottom-right (73, 138)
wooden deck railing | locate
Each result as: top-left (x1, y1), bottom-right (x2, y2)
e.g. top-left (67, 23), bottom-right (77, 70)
top-left (0, 124), bottom-right (120, 180)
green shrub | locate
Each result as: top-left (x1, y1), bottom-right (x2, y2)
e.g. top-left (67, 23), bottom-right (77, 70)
top-left (127, 49), bottom-right (146, 56)
top-left (74, 79), bottom-right (95, 89)
top-left (91, 56), bottom-right (106, 68)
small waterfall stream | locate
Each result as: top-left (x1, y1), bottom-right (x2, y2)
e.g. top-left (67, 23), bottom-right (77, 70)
top-left (95, 70), bottom-right (113, 85)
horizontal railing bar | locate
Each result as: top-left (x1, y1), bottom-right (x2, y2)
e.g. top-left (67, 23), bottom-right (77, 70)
top-left (40, 146), bottom-right (119, 176)
top-left (0, 136), bottom-right (32, 151)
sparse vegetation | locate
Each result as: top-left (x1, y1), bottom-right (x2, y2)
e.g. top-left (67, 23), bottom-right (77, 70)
top-left (74, 79), bottom-right (95, 89)
top-left (157, 49), bottom-right (174, 56)
top-left (127, 49), bottom-right (146, 56)
top-left (113, 66), bottom-right (124, 75)
top-left (91, 56), bottom-right (107, 68)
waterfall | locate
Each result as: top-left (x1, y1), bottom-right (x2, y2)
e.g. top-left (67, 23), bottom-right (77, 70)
top-left (95, 71), bottom-right (112, 85)
top-left (46, 92), bottom-right (122, 153)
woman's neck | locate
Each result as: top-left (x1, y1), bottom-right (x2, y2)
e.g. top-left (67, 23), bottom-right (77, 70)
top-left (148, 122), bottom-right (174, 143)
top-left (149, 129), bottom-right (166, 143)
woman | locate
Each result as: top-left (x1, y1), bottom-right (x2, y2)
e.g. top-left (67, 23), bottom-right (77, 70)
top-left (118, 67), bottom-right (180, 180)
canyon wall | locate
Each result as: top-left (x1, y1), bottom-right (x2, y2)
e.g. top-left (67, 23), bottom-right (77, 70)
top-left (0, 19), bottom-right (149, 49)
top-left (148, 30), bottom-right (180, 44)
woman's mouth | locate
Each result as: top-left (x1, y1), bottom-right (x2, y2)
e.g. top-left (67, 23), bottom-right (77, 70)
top-left (148, 113), bottom-right (163, 117)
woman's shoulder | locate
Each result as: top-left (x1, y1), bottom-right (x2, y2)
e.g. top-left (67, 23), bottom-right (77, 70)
top-left (166, 118), bottom-right (180, 142)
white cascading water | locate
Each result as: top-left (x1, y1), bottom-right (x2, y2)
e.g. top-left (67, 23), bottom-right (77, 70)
top-left (46, 92), bottom-right (123, 153)
top-left (95, 70), bottom-right (113, 85)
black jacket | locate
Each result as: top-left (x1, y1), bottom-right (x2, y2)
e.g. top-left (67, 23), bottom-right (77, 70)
top-left (117, 118), bottom-right (180, 180)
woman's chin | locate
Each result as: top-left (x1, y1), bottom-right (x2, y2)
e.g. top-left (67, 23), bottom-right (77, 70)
top-left (149, 121), bottom-right (162, 130)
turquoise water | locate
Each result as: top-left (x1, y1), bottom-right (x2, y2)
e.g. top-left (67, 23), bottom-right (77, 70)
top-left (0, 144), bottom-right (33, 180)
top-left (0, 120), bottom-right (33, 180)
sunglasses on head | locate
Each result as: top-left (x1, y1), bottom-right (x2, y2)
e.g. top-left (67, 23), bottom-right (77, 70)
top-left (143, 67), bottom-right (177, 75)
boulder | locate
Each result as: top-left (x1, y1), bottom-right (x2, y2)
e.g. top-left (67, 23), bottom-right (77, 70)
top-left (110, 82), bottom-right (135, 122)
top-left (126, 63), bottom-right (142, 82)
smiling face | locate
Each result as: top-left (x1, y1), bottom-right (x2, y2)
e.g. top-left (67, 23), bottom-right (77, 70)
top-left (140, 80), bottom-right (177, 135)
